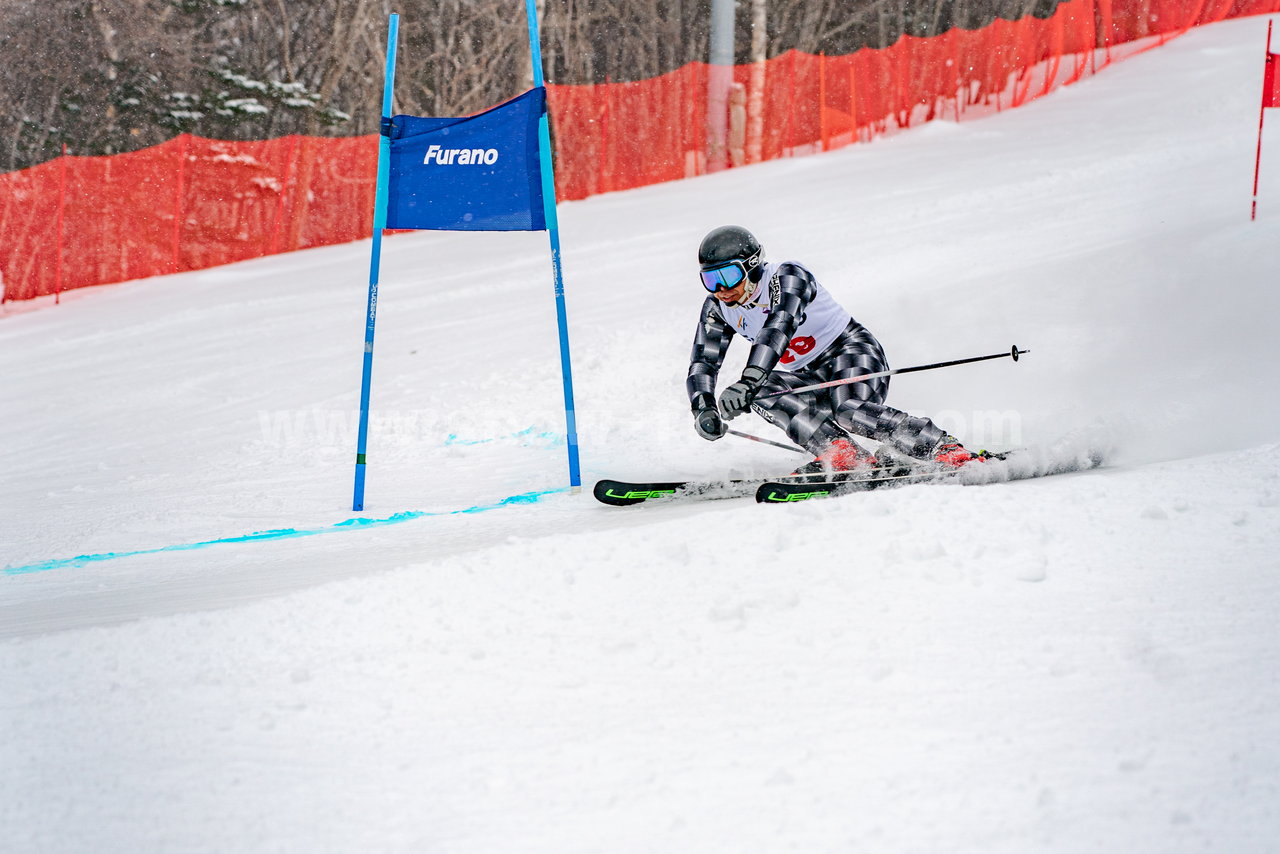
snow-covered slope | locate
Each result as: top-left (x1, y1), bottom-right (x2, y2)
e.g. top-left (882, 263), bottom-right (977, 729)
top-left (3, 17), bottom-right (1279, 853)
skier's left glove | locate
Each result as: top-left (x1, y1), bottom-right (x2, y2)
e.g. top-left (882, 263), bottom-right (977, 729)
top-left (718, 366), bottom-right (769, 420)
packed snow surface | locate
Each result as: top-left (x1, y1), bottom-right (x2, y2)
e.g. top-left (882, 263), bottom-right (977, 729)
top-left (3, 16), bottom-right (1280, 853)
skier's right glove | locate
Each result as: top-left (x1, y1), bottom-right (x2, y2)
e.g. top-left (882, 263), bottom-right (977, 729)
top-left (693, 408), bottom-right (727, 441)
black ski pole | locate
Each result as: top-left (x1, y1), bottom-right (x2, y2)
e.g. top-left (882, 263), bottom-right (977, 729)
top-left (726, 429), bottom-right (809, 455)
top-left (756, 344), bottom-right (1029, 401)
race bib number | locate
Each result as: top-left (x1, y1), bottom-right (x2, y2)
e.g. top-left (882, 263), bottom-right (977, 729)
top-left (778, 335), bottom-right (817, 365)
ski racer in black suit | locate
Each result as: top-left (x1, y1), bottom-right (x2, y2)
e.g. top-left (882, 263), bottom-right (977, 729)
top-left (687, 225), bottom-right (983, 473)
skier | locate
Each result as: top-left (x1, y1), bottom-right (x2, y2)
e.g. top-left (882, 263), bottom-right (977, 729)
top-left (687, 225), bottom-right (984, 473)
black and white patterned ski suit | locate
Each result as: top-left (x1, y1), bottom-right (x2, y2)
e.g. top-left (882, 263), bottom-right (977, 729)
top-left (686, 260), bottom-right (946, 458)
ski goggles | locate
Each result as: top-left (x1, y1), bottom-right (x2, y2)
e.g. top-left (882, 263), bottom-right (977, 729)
top-left (699, 255), bottom-right (758, 293)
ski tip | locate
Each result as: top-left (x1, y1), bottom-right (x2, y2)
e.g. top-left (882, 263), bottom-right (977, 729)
top-left (592, 479), bottom-right (684, 506)
top-left (593, 480), bottom-right (652, 506)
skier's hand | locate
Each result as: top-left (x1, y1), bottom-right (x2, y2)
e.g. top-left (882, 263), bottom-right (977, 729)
top-left (718, 366), bottom-right (769, 420)
top-left (693, 408), bottom-right (727, 441)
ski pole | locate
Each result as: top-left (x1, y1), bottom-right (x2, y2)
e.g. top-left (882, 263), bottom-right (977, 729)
top-left (727, 428), bottom-right (809, 455)
top-left (756, 344), bottom-right (1029, 401)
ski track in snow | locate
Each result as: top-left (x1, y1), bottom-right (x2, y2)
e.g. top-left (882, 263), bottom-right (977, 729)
top-left (2, 17), bottom-right (1280, 853)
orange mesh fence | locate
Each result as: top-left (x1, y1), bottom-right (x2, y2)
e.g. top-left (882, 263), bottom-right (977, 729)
top-left (3, 0), bottom-right (1277, 303)
top-left (1, 134), bottom-right (376, 302)
top-left (550, 0), bottom-right (1280, 199)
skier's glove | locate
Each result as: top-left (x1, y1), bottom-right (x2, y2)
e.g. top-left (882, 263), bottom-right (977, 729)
top-left (718, 366), bottom-right (769, 420)
top-left (693, 408), bottom-right (727, 441)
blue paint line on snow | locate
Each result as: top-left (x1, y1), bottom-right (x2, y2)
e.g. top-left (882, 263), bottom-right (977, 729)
top-left (3, 487), bottom-right (570, 577)
top-left (443, 427), bottom-right (562, 447)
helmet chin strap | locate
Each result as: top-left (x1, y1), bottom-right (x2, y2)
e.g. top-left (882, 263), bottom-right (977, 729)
top-left (732, 276), bottom-right (765, 308)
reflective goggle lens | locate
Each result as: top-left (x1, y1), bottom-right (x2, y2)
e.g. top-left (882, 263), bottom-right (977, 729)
top-left (700, 262), bottom-right (746, 293)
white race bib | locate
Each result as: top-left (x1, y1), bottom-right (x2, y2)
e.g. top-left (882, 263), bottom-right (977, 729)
top-left (715, 261), bottom-right (849, 371)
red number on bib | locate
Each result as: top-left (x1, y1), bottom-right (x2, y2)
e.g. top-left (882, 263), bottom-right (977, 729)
top-left (779, 335), bottom-right (817, 364)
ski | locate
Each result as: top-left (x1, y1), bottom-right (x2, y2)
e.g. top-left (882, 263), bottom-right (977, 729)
top-left (593, 466), bottom-right (902, 506)
top-left (755, 448), bottom-right (1104, 503)
top-left (756, 468), bottom-right (953, 502)
top-left (593, 478), bottom-right (763, 506)
top-left (596, 449), bottom-right (1104, 507)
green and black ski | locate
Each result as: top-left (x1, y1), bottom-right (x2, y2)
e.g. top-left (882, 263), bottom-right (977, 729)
top-left (593, 478), bottom-right (763, 506)
top-left (754, 449), bottom-right (1103, 503)
top-left (596, 448), bottom-right (1104, 507)
top-left (593, 462), bottom-right (917, 506)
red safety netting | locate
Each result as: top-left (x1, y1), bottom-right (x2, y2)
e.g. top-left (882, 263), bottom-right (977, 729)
top-left (548, 0), bottom-right (1280, 199)
top-left (2, 0), bottom-right (1277, 304)
top-left (0, 134), bottom-right (377, 302)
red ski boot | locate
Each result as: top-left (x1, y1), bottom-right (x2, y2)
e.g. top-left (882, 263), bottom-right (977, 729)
top-left (930, 435), bottom-right (988, 468)
top-left (792, 437), bottom-right (879, 478)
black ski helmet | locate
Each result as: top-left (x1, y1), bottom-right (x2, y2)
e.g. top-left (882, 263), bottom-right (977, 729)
top-left (698, 225), bottom-right (764, 287)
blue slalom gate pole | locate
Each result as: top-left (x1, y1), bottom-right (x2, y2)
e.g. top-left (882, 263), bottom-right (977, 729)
top-left (353, 13), bottom-right (398, 512)
top-left (525, 0), bottom-right (582, 492)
